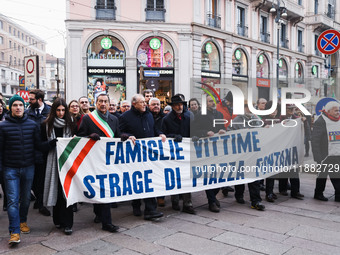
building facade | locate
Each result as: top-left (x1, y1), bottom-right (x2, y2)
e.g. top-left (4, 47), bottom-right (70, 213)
top-left (66, 0), bottom-right (339, 109)
top-left (0, 13), bottom-right (47, 101)
top-left (46, 54), bottom-right (65, 101)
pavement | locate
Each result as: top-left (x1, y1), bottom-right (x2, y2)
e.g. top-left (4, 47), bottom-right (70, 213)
top-left (1, 155), bottom-right (340, 255)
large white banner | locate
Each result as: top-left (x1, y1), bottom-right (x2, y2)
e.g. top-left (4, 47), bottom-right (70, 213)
top-left (57, 120), bottom-right (304, 206)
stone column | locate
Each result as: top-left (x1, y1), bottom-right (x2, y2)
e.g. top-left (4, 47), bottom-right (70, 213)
top-left (66, 28), bottom-right (83, 102)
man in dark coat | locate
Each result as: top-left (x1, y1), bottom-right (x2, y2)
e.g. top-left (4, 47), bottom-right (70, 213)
top-left (119, 94), bottom-right (165, 220)
top-left (192, 95), bottom-right (226, 213)
top-left (148, 97), bottom-right (166, 206)
top-left (26, 89), bottom-right (51, 216)
top-left (228, 101), bottom-right (265, 211)
top-left (162, 94), bottom-right (195, 214)
top-left (0, 95), bottom-right (41, 245)
top-left (78, 94), bottom-right (120, 233)
top-left (279, 104), bottom-right (304, 200)
top-left (312, 101), bottom-right (340, 202)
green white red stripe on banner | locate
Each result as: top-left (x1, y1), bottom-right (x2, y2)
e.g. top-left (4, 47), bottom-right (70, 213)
top-left (58, 137), bottom-right (97, 198)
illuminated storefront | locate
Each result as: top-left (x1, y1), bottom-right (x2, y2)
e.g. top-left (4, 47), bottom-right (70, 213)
top-left (86, 35), bottom-right (126, 106)
top-left (137, 36), bottom-right (174, 107)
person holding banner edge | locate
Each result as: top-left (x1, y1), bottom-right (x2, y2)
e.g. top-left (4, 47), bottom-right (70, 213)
top-left (41, 98), bottom-right (75, 235)
top-left (119, 94), bottom-right (166, 220)
top-left (192, 95), bottom-right (226, 213)
top-left (77, 93), bottom-right (121, 232)
top-left (312, 101), bottom-right (340, 202)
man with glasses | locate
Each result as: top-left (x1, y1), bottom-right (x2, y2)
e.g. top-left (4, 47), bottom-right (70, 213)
top-left (26, 89), bottom-right (51, 217)
top-left (118, 100), bottom-right (131, 114)
top-left (119, 94), bottom-right (166, 220)
top-left (78, 94), bottom-right (120, 233)
top-left (109, 98), bottom-right (121, 119)
top-left (78, 96), bottom-right (90, 114)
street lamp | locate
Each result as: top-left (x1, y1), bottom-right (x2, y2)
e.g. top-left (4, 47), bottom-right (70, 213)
top-left (270, 0), bottom-right (287, 89)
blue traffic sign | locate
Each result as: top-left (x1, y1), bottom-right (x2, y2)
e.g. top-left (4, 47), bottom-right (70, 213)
top-left (317, 29), bottom-right (340, 55)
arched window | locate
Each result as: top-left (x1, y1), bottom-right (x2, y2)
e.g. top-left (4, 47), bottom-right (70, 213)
top-left (295, 62), bottom-right (304, 83)
top-left (137, 36), bottom-right (174, 68)
top-left (87, 35), bottom-right (125, 66)
top-left (256, 54), bottom-right (269, 78)
top-left (201, 41), bottom-right (220, 72)
top-left (232, 49), bottom-right (248, 76)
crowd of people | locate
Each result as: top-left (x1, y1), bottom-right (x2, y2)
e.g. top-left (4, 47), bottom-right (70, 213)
top-left (0, 88), bottom-right (339, 246)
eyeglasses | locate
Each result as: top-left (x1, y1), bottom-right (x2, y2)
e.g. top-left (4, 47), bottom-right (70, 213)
top-left (110, 104), bottom-right (116, 107)
top-left (79, 101), bottom-right (88, 104)
top-left (70, 105), bottom-right (79, 108)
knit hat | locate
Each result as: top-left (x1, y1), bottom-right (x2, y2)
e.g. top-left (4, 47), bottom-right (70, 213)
top-left (9, 94), bottom-right (25, 111)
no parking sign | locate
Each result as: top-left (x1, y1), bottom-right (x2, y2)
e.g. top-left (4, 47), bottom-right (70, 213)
top-left (317, 29), bottom-right (340, 55)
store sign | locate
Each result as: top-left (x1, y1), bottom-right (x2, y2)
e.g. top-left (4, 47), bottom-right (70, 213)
top-left (101, 38), bottom-right (112, 50)
top-left (201, 71), bottom-right (221, 78)
top-left (235, 50), bottom-right (242, 60)
top-left (139, 68), bottom-right (174, 77)
top-left (258, 55), bottom-right (264, 64)
top-left (88, 68), bottom-right (125, 75)
top-left (232, 75), bottom-right (248, 82)
top-left (205, 43), bottom-right (213, 54)
top-left (256, 78), bottom-right (270, 88)
top-left (144, 70), bottom-right (160, 77)
top-left (149, 38), bottom-right (161, 50)
top-left (279, 59), bottom-right (283, 68)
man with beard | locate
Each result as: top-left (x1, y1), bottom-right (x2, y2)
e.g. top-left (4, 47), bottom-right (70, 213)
top-left (119, 94), bottom-right (165, 220)
top-left (78, 94), bottom-right (120, 233)
top-left (148, 97), bottom-right (167, 206)
top-left (193, 95), bottom-right (226, 212)
top-left (162, 94), bottom-right (196, 214)
top-left (26, 89), bottom-right (51, 216)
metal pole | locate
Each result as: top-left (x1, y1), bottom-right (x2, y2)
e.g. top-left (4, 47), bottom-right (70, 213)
top-left (56, 58), bottom-right (60, 98)
top-left (277, 25), bottom-right (280, 89)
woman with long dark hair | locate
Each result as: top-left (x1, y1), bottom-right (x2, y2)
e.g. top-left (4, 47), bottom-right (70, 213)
top-left (42, 98), bottom-right (75, 235)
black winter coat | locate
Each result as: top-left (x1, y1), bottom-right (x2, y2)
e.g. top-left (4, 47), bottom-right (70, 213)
top-left (152, 109), bottom-right (166, 133)
top-left (77, 112), bottom-right (121, 138)
top-left (311, 114), bottom-right (330, 163)
top-left (119, 106), bottom-right (162, 138)
top-left (0, 113), bottom-right (41, 171)
top-left (193, 109), bottom-right (225, 137)
top-left (26, 103), bottom-right (51, 164)
top-left (161, 109), bottom-right (191, 138)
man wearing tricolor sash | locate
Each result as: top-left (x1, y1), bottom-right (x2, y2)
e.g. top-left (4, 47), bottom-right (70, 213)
top-left (312, 101), bottom-right (340, 202)
top-left (78, 93), bottom-right (120, 232)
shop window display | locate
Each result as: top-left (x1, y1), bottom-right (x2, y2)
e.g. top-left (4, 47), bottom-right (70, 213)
top-left (87, 35), bottom-right (126, 106)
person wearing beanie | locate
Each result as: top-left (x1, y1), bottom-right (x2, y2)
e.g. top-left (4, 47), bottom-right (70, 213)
top-left (0, 94), bottom-right (42, 245)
